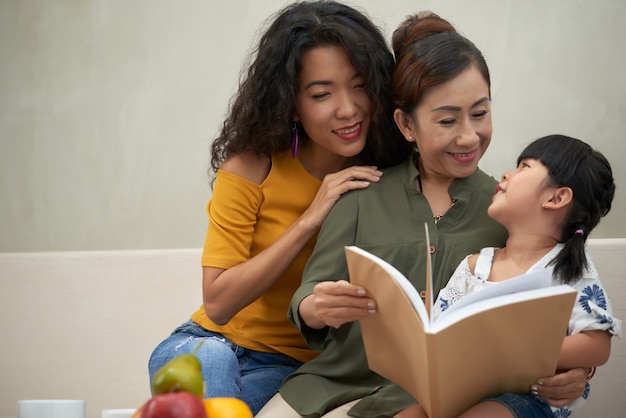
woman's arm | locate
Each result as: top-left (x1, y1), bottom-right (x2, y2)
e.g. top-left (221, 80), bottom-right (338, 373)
top-left (288, 183), bottom-right (377, 347)
top-left (203, 152), bottom-right (382, 325)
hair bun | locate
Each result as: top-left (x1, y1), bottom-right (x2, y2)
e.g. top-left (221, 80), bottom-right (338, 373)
top-left (392, 11), bottom-right (457, 58)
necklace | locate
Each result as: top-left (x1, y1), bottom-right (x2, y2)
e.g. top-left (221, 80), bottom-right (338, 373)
top-left (433, 199), bottom-right (457, 224)
top-left (416, 174), bottom-right (457, 224)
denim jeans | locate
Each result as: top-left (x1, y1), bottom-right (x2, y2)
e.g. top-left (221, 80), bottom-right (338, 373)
top-left (148, 320), bottom-right (303, 415)
top-left (485, 393), bottom-right (554, 418)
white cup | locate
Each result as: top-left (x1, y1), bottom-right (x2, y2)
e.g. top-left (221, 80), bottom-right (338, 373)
top-left (101, 409), bottom-right (137, 418)
top-left (17, 400), bottom-right (86, 418)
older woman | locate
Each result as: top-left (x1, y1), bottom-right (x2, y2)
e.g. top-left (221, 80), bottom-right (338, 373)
top-left (257, 11), bottom-right (589, 418)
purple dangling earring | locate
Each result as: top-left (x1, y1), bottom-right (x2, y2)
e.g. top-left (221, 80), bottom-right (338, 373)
top-left (291, 122), bottom-right (299, 158)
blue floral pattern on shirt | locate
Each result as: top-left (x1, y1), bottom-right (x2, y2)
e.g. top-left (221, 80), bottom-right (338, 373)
top-left (553, 407), bottom-right (573, 418)
top-left (439, 299), bottom-right (449, 312)
top-left (579, 284), bottom-right (613, 325)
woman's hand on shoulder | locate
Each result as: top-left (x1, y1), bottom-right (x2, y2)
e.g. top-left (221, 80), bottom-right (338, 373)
top-left (300, 165), bottom-right (382, 230)
top-left (220, 151), bottom-right (271, 184)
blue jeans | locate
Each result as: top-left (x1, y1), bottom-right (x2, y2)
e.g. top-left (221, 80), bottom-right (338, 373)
top-left (148, 320), bottom-right (303, 415)
top-left (485, 393), bottom-right (554, 418)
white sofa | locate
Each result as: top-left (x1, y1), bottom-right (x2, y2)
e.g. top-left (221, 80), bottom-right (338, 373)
top-left (0, 239), bottom-right (624, 418)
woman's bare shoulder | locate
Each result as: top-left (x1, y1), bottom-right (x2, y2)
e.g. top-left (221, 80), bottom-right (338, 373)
top-left (220, 151), bottom-right (271, 185)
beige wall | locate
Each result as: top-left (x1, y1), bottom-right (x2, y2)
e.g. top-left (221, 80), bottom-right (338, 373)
top-left (1, 0), bottom-right (625, 252)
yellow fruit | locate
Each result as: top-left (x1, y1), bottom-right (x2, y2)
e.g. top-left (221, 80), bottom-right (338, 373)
top-left (202, 397), bottom-right (252, 418)
top-left (132, 403), bottom-right (144, 418)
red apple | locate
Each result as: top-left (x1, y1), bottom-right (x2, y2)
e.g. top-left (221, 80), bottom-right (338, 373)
top-left (140, 392), bottom-right (205, 418)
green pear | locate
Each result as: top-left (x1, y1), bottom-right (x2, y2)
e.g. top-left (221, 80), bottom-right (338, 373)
top-left (151, 353), bottom-right (204, 399)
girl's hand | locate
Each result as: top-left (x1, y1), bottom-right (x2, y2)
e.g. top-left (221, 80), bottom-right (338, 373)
top-left (300, 280), bottom-right (376, 329)
top-left (531, 367), bottom-right (588, 407)
top-left (300, 166), bottom-right (382, 230)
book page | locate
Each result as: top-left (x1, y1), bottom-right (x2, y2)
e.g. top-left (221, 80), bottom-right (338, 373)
top-left (345, 244), bottom-right (435, 405)
top-left (345, 246), bottom-right (430, 327)
top-left (431, 284), bottom-right (576, 333)
top-left (424, 223), bottom-right (433, 322)
top-left (436, 268), bottom-right (553, 320)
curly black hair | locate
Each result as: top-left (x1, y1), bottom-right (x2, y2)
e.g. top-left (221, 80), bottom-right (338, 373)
top-left (209, 0), bottom-right (411, 180)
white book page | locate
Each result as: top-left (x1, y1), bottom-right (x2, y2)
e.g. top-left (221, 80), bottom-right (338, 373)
top-left (436, 268), bottom-right (554, 321)
top-left (430, 284), bottom-right (576, 333)
top-left (424, 223), bottom-right (434, 325)
top-left (346, 246), bottom-right (431, 327)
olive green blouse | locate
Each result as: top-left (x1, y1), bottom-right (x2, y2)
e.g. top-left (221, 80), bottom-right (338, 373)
top-left (280, 154), bottom-right (508, 417)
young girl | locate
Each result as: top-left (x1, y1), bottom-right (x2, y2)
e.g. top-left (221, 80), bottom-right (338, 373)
top-left (400, 134), bottom-right (621, 418)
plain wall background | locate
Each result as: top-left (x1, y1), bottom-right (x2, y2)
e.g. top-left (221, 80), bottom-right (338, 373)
top-left (1, 0), bottom-right (625, 252)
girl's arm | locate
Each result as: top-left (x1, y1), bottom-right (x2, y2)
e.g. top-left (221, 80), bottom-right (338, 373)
top-left (532, 331), bottom-right (610, 408)
top-left (556, 330), bottom-right (612, 370)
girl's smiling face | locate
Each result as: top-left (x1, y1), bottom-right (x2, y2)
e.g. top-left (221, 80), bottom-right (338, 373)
top-left (489, 158), bottom-right (556, 224)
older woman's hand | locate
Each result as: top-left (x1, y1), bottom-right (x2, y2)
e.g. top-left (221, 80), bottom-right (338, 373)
top-left (531, 367), bottom-right (588, 407)
top-left (299, 281), bottom-right (375, 329)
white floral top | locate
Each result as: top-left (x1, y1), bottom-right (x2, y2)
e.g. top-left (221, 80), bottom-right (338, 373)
top-left (434, 244), bottom-right (622, 417)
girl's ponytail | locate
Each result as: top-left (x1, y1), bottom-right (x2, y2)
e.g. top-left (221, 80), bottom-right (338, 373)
top-left (551, 227), bottom-right (588, 285)
top-left (518, 135), bottom-right (615, 284)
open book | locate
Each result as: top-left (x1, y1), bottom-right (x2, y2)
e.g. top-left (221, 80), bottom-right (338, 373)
top-left (345, 225), bottom-right (577, 418)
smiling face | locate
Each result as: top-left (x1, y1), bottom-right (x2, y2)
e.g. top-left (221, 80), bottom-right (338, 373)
top-left (488, 158), bottom-right (556, 225)
top-left (395, 64), bottom-right (491, 182)
top-left (294, 45), bottom-right (371, 164)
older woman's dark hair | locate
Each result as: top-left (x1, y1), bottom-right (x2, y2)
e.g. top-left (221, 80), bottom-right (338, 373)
top-left (391, 11), bottom-right (491, 114)
top-left (210, 0), bottom-right (410, 178)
